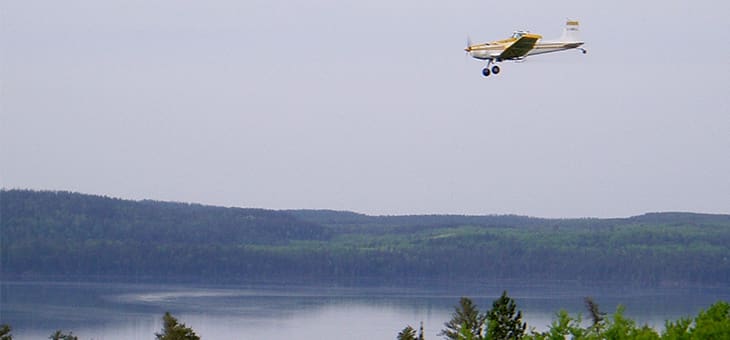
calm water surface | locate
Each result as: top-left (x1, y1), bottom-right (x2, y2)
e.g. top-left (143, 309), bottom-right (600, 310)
top-left (1, 280), bottom-right (729, 339)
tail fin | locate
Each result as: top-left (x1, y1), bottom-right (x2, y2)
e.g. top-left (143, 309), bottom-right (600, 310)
top-left (560, 20), bottom-right (581, 42)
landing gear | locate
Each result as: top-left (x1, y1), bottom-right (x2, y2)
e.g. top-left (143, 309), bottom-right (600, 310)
top-left (580, 48), bottom-right (587, 54)
top-left (482, 60), bottom-right (501, 77)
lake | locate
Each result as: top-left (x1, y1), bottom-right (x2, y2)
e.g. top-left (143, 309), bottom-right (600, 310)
top-left (2, 280), bottom-right (729, 339)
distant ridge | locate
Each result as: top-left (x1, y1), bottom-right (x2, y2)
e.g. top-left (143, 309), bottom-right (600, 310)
top-left (3, 189), bottom-right (726, 221)
top-left (0, 189), bottom-right (332, 244)
top-left (2, 189), bottom-right (729, 285)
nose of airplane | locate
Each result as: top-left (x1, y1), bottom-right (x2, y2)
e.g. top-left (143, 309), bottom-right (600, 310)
top-left (465, 37), bottom-right (473, 54)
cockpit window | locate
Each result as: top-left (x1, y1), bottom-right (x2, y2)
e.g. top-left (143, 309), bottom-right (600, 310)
top-left (511, 31), bottom-right (528, 39)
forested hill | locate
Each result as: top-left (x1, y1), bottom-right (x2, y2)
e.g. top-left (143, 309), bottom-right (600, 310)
top-left (1, 190), bottom-right (331, 245)
top-left (2, 189), bottom-right (730, 285)
top-left (284, 210), bottom-right (555, 233)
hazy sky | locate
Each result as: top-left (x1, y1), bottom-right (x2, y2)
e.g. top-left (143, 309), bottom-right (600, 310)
top-left (2, 0), bottom-right (728, 218)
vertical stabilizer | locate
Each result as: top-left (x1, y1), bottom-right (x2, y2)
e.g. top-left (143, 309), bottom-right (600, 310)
top-left (560, 20), bottom-right (581, 42)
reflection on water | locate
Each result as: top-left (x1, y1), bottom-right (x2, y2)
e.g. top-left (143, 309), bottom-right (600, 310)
top-left (2, 280), bottom-right (729, 339)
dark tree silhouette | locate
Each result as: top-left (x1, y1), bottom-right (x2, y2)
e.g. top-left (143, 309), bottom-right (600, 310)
top-left (0, 325), bottom-right (11, 340)
top-left (584, 296), bottom-right (606, 330)
top-left (155, 312), bottom-right (200, 340)
top-left (397, 325), bottom-right (417, 340)
top-left (486, 291), bottom-right (526, 340)
top-left (48, 330), bottom-right (77, 340)
top-left (439, 297), bottom-right (486, 340)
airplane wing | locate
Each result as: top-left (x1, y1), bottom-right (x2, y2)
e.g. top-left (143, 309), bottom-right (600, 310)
top-left (499, 34), bottom-right (541, 59)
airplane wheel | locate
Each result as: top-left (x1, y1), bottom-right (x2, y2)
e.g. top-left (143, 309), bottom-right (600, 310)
top-left (482, 68), bottom-right (490, 77)
top-left (491, 65), bottom-right (500, 74)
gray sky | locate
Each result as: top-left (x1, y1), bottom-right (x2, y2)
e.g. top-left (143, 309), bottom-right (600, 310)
top-left (2, 0), bottom-right (728, 218)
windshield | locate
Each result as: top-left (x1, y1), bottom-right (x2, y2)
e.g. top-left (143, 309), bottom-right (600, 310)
top-left (511, 31), bottom-right (527, 39)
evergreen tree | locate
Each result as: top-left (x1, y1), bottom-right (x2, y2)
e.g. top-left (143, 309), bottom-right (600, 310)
top-left (0, 325), bottom-right (11, 340)
top-left (155, 312), bottom-right (201, 340)
top-left (458, 323), bottom-right (476, 340)
top-left (419, 321), bottom-right (425, 340)
top-left (48, 330), bottom-right (77, 340)
top-left (439, 297), bottom-right (486, 340)
top-left (486, 291), bottom-right (526, 340)
top-left (398, 326), bottom-right (417, 340)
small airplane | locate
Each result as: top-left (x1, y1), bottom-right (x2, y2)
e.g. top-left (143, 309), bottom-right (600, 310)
top-left (465, 20), bottom-right (587, 77)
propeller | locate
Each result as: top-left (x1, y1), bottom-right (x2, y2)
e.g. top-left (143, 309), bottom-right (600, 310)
top-left (465, 36), bottom-right (473, 54)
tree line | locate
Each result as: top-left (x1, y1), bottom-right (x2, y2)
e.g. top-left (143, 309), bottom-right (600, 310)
top-left (2, 190), bottom-right (730, 285)
top-left (2, 297), bottom-right (727, 339)
top-left (0, 312), bottom-right (200, 340)
top-left (396, 293), bottom-right (730, 340)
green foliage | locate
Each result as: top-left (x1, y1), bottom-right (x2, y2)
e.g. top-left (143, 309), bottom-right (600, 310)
top-left (155, 312), bottom-right (200, 340)
top-left (48, 330), bottom-right (77, 340)
top-left (529, 310), bottom-right (585, 340)
top-left (691, 301), bottom-right (730, 339)
top-left (458, 323), bottom-right (476, 340)
top-left (0, 325), bottom-right (11, 340)
top-left (404, 299), bottom-right (730, 340)
top-left (602, 305), bottom-right (660, 340)
top-left (659, 301), bottom-right (730, 339)
top-left (662, 317), bottom-right (692, 340)
top-left (486, 291), bottom-right (526, 340)
top-left (391, 323), bottom-right (425, 340)
top-left (440, 297), bottom-right (486, 340)
top-left (398, 325), bottom-right (417, 340)
top-left (530, 300), bottom-right (730, 340)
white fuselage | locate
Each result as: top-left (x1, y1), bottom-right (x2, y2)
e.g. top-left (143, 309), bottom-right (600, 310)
top-left (468, 39), bottom-right (584, 61)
